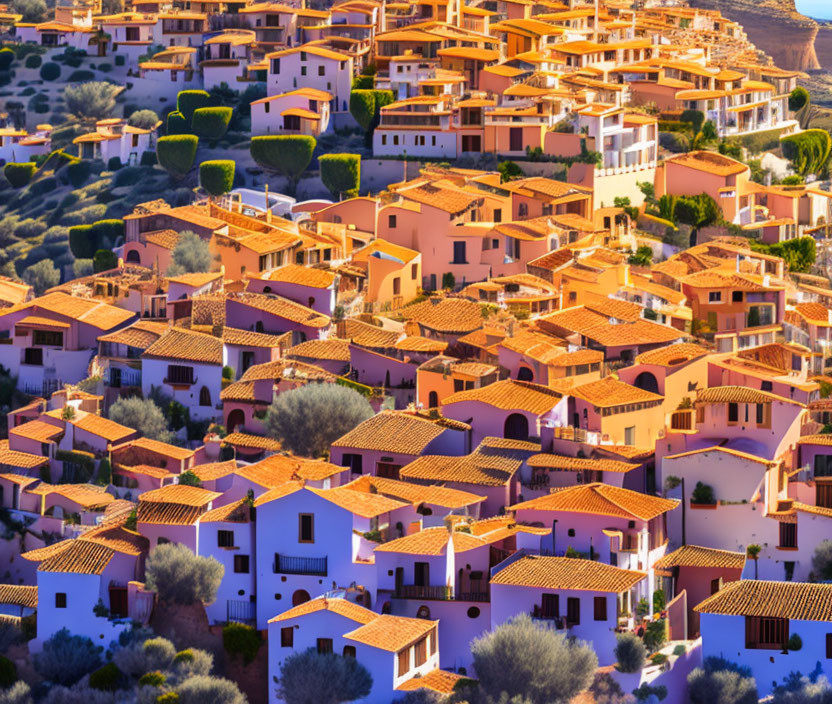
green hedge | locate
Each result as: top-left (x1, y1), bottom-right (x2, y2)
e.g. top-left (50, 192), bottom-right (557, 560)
top-left (222, 622), bottom-right (262, 665)
top-left (24, 54), bottom-right (41, 69)
top-left (319, 153), bottom-right (360, 200)
top-left (192, 106), bottom-right (232, 141)
top-left (249, 135), bottom-right (315, 195)
top-left (69, 219), bottom-right (125, 259)
top-left (781, 129), bottom-right (832, 177)
top-left (0, 48), bottom-right (13, 72)
top-left (94, 249), bottom-right (118, 272)
top-left (0, 655), bottom-right (15, 689)
top-left (89, 663), bottom-right (122, 692)
top-left (157, 134), bottom-right (198, 178)
top-left (66, 160), bottom-right (92, 187)
top-left (166, 110), bottom-right (188, 135)
top-left (39, 62), bottom-right (60, 81)
top-left (200, 159), bottom-right (235, 196)
top-left (4, 162), bottom-right (37, 188)
top-left (176, 89), bottom-right (210, 122)
top-left (107, 156), bottom-right (122, 171)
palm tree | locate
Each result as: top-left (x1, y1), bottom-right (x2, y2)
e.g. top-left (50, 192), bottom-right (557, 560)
top-left (746, 544), bottom-right (762, 579)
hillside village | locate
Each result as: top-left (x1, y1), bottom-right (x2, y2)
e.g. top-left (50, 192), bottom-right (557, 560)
top-left (0, 0), bottom-right (826, 702)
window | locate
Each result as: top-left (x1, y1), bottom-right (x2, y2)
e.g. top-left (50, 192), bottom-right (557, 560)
top-left (381, 134), bottom-right (387, 145)
top-left (540, 593), bottom-right (558, 618)
top-left (708, 291), bottom-right (722, 303)
top-left (33, 330), bottom-right (63, 347)
top-left (566, 597), bottom-right (580, 626)
top-left (199, 386), bottom-right (211, 406)
top-left (234, 555), bottom-right (250, 573)
top-left (452, 241), bottom-right (467, 264)
top-left (23, 348), bottom-right (43, 366)
top-left (55, 593), bottom-right (67, 608)
top-left (241, 351), bottom-right (255, 373)
top-left (430, 627), bottom-right (437, 654)
top-left (728, 403), bottom-right (739, 423)
top-left (167, 365), bottom-right (194, 385)
top-left (343, 645), bottom-right (356, 657)
top-left (397, 648), bottom-right (410, 677)
top-left (732, 290), bottom-right (743, 302)
top-left (393, 135), bottom-right (399, 146)
top-left (414, 637), bottom-right (427, 667)
top-left (281, 627), bottom-right (293, 647)
top-left (411, 264), bottom-right (418, 280)
top-left (494, 209), bottom-right (502, 223)
top-left (518, 203), bottom-right (528, 218)
top-left (318, 65), bottom-right (325, 76)
top-left (827, 633), bottom-right (832, 659)
top-left (271, 58), bottom-right (280, 73)
top-left (393, 277), bottom-right (401, 296)
top-left (342, 453), bottom-right (363, 474)
top-left (388, 214), bottom-right (397, 228)
top-left (301, 66), bottom-right (307, 76)
top-left (818, 483), bottom-right (832, 509)
top-left (299, 513), bottom-right (314, 543)
top-left (710, 577), bottom-right (722, 594)
top-left (624, 426), bottom-right (635, 446)
top-left (594, 596), bottom-right (607, 621)
top-left (779, 521), bottom-right (797, 548)
top-left (217, 530), bottom-right (234, 547)
top-left (316, 638), bottom-right (333, 654)
top-left (746, 616), bottom-right (788, 649)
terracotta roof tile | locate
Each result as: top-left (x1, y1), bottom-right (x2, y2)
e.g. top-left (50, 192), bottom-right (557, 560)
top-left (401, 298), bottom-right (484, 334)
top-left (286, 338), bottom-right (351, 362)
top-left (511, 483), bottom-right (678, 520)
top-left (137, 502), bottom-right (204, 525)
top-left (332, 411), bottom-right (446, 455)
top-left (9, 420), bottom-right (63, 443)
top-left (634, 343), bottom-right (709, 367)
top-left (696, 386), bottom-right (801, 405)
top-left (200, 498), bottom-right (251, 523)
top-left (2, 292), bottom-right (134, 330)
top-left (394, 336), bottom-right (448, 353)
top-left (116, 464), bottom-right (174, 480)
top-left (498, 329), bottom-right (567, 364)
top-left (228, 292), bottom-right (330, 329)
top-left (0, 440), bottom-right (49, 469)
top-left (666, 150), bottom-right (748, 177)
top-left (239, 359), bottom-right (335, 382)
top-left (583, 294), bottom-right (642, 321)
top-left (654, 545), bottom-right (745, 570)
top-left (223, 432), bottom-right (282, 451)
top-left (343, 475), bottom-right (485, 509)
top-left (582, 319), bottom-right (683, 347)
top-left (37, 540), bottom-right (114, 575)
top-left (344, 614), bottom-right (437, 651)
top-left (442, 379), bottom-right (563, 414)
top-left (166, 271), bottom-right (223, 288)
top-left (97, 320), bottom-right (170, 348)
top-left (491, 555), bottom-right (645, 593)
top-left (269, 596), bottom-right (377, 624)
top-left (309, 486), bottom-right (409, 518)
top-left (143, 327), bottom-right (223, 365)
top-left (28, 483), bottom-right (116, 509)
top-left (340, 319), bottom-right (400, 348)
top-left (397, 670), bottom-right (468, 694)
top-left (222, 327), bottom-right (291, 348)
top-left (526, 453), bottom-right (636, 473)
top-left (695, 580), bottom-right (832, 622)
top-left (220, 381), bottom-right (258, 403)
top-left (143, 229), bottom-right (180, 250)
top-left (256, 264), bottom-right (336, 289)
top-left (192, 460), bottom-right (238, 481)
top-left (138, 484), bottom-right (221, 506)
top-left (395, 181), bottom-right (482, 215)
top-left (793, 302), bottom-right (832, 326)
top-left (80, 522), bottom-right (148, 556)
top-left (62, 410), bottom-right (136, 442)
top-left (570, 376), bottom-right (663, 408)
top-left (253, 480), bottom-right (305, 507)
top-left (123, 437), bottom-right (195, 461)
top-left (0, 585), bottom-right (37, 608)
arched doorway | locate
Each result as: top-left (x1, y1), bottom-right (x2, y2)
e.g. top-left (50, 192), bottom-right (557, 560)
top-left (517, 366), bottom-right (534, 382)
top-left (428, 391), bottom-right (439, 408)
top-left (633, 371), bottom-right (660, 395)
top-left (292, 589), bottom-right (310, 606)
top-left (504, 413), bottom-right (529, 441)
top-left (125, 249), bottom-right (141, 264)
top-left (227, 409), bottom-right (245, 433)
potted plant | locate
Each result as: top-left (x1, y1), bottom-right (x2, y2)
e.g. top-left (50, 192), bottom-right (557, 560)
top-left (690, 481), bottom-right (717, 508)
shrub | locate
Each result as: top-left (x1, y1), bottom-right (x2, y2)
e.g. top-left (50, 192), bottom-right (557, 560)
top-left (3, 162), bottom-right (36, 188)
top-left (176, 675), bottom-right (246, 704)
top-left (138, 671), bottom-right (167, 688)
top-left (39, 62), bottom-right (60, 81)
top-left (88, 663), bottom-right (122, 691)
top-left (22, 259), bottom-right (59, 295)
top-left (349, 90), bottom-right (376, 132)
top-left (64, 82), bottom-right (120, 121)
top-left (157, 694), bottom-right (180, 704)
top-left (157, 135), bottom-right (198, 179)
top-left (140, 150), bottom-right (157, 166)
top-left (0, 655), bottom-right (16, 689)
top-left (34, 628), bottom-right (103, 686)
top-left (781, 129), bottom-right (832, 177)
top-left (223, 623), bottom-right (261, 665)
top-left (199, 160), bottom-right (234, 196)
top-left (115, 55), bottom-right (125, 66)
top-left (786, 633), bottom-right (802, 651)
top-left (24, 54), bottom-right (41, 69)
top-left (29, 174), bottom-right (55, 194)
top-left (470, 614), bottom-right (597, 704)
top-left (97, 63), bottom-right (112, 73)
top-left (643, 619), bottom-right (667, 653)
top-left (108, 396), bottom-right (172, 443)
top-left (0, 681), bottom-right (31, 704)
top-left (319, 153), bottom-right (360, 200)
top-left (67, 70), bottom-right (94, 82)
top-left (691, 481), bottom-right (716, 505)
top-left (143, 637), bottom-right (176, 670)
top-left (278, 648), bottom-right (372, 704)
top-left (68, 224), bottom-right (95, 259)
top-left (177, 90), bottom-right (211, 123)
top-left (264, 383), bottom-right (373, 457)
top-left (0, 49), bottom-right (13, 72)
top-left (250, 135), bottom-right (315, 196)
top-left (107, 157), bottom-right (122, 171)
top-left (789, 86), bottom-right (810, 112)
top-left (687, 664), bottom-right (758, 704)
top-left (167, 231), bottom-right (212, 276)
top-left (191, 106), bottom-right (232, 141)
top-left (166, 110), bottom-right (189, 135)
top-left (145, 543), bottom-right (224, 605)
top-left (614, 632), bottom-right (646, 673)
top-left (172, 649), bottom-right (213, 679)
top-left (177, 470), bottom-right (201, 487)
top-left (812, 539), bottom-right (832, 580)
top-left (128, 109), bottom-right (159, 130)
top-left (67, 160), bottom-right (92, 187)
top-left (93, 249), bottom-right (118, 272)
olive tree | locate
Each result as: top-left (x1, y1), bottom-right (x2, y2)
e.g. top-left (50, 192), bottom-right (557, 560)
top-left (264, 383), bottom-right (374, 458)
top-left (22, 259), bottom-right (59, 295)
top-left (64, 82), bottom-right (121, 121)
top-left (145, 543), bottom-right (223, 605)
top-left (278, 648), bottom-right (372, 704)
top-left (167, 230), bottom-right (213, 276)
top-left (107, 396), bottom-right (172, 443)
top-left (687, 658), bottom-right (758, 704)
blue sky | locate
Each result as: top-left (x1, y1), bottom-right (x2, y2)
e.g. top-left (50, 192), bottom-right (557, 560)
top-left (796, 0), bottom-right (832, 19)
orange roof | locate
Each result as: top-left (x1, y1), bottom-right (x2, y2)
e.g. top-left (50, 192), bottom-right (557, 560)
top-left (570, 376), bottom-right (663, 408)
top-left (344, 475), bottom-right (484, 510)
top-left (308, 486), bottom-right (409, 518)
top-left (491, 555), bottom-right (646, 593)
top-left (229, 292), bottom-right (330, 329)
top-left (286, 338), bottom-right (351, 362)
top-left (666, 150), bottom-right (748, 177)
top-left (526, 454), bottom-right (636, 474)
top-left (223, 432), bottom-right (282, 451)
top-left (252, 480), bottom-right (305, 507)
top-left (442, 379), bottom-right (563, 415)
top-left (0, 440), bottom-right (49, 469)
top-left (695, 580), bottom-right (832, 622)
top-left (9, 420), bottom-right (63, 443)
top-left (654, 544), bottom-right (745, 570)
top-left (332, 411), bottom-right (447, 455)
top-left (400, 297), bottom-right (483, 334)
top-left (511, 483), bottom-right (678, 520)
top-left (255, 264), bottom-right (336, 289)
top-left (3, 292), bottom-right (134, 330)
top-left (269, 596), bottom-right (377, 624)
top-left (344, 614), bottom-right (436, 652)
top-left (37, 540), bottom-right (114, 575)
top-left (138, 484), bottom-right (221, 506)
top-left (192, 460), bottom-right (238, 481)
top-left (397, 669), bottom-right (469, 694)
top-left (634, 343), bottom-right (709, 367)
top-left (696, 385), bottom-right (801, 406)
top-left (200, 499), bottom-right (251, 523)
top-left (222, 327), bottom-right (290, 348)
top-left (121, 436), bottom-right (195, 461)
top-left (143, 327), bottom-right (223, 365)
top-left (0, 584), bottom-right (37, 609)
top-left (59, 410), bottom-right (135, 442)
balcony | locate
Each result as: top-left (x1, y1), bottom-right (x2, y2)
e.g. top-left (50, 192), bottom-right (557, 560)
top-left (273, 553), bottom-right (327, 576)
top-left (394, 584), bottom-right (490, 602)
top-left (226, 599), bottom-right (255, 625)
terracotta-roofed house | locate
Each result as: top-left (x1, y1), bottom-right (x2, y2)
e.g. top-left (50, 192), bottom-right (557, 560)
top-left (490, 555), bottom-right (647, 665)
top-left (136, 483), bottom-right (221, 552)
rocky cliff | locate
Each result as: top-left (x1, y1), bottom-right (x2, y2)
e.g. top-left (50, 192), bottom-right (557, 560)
top-left (815, 24), bottom-right (832, 70)
top-left (689, 0), bottom-right (820, 71)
